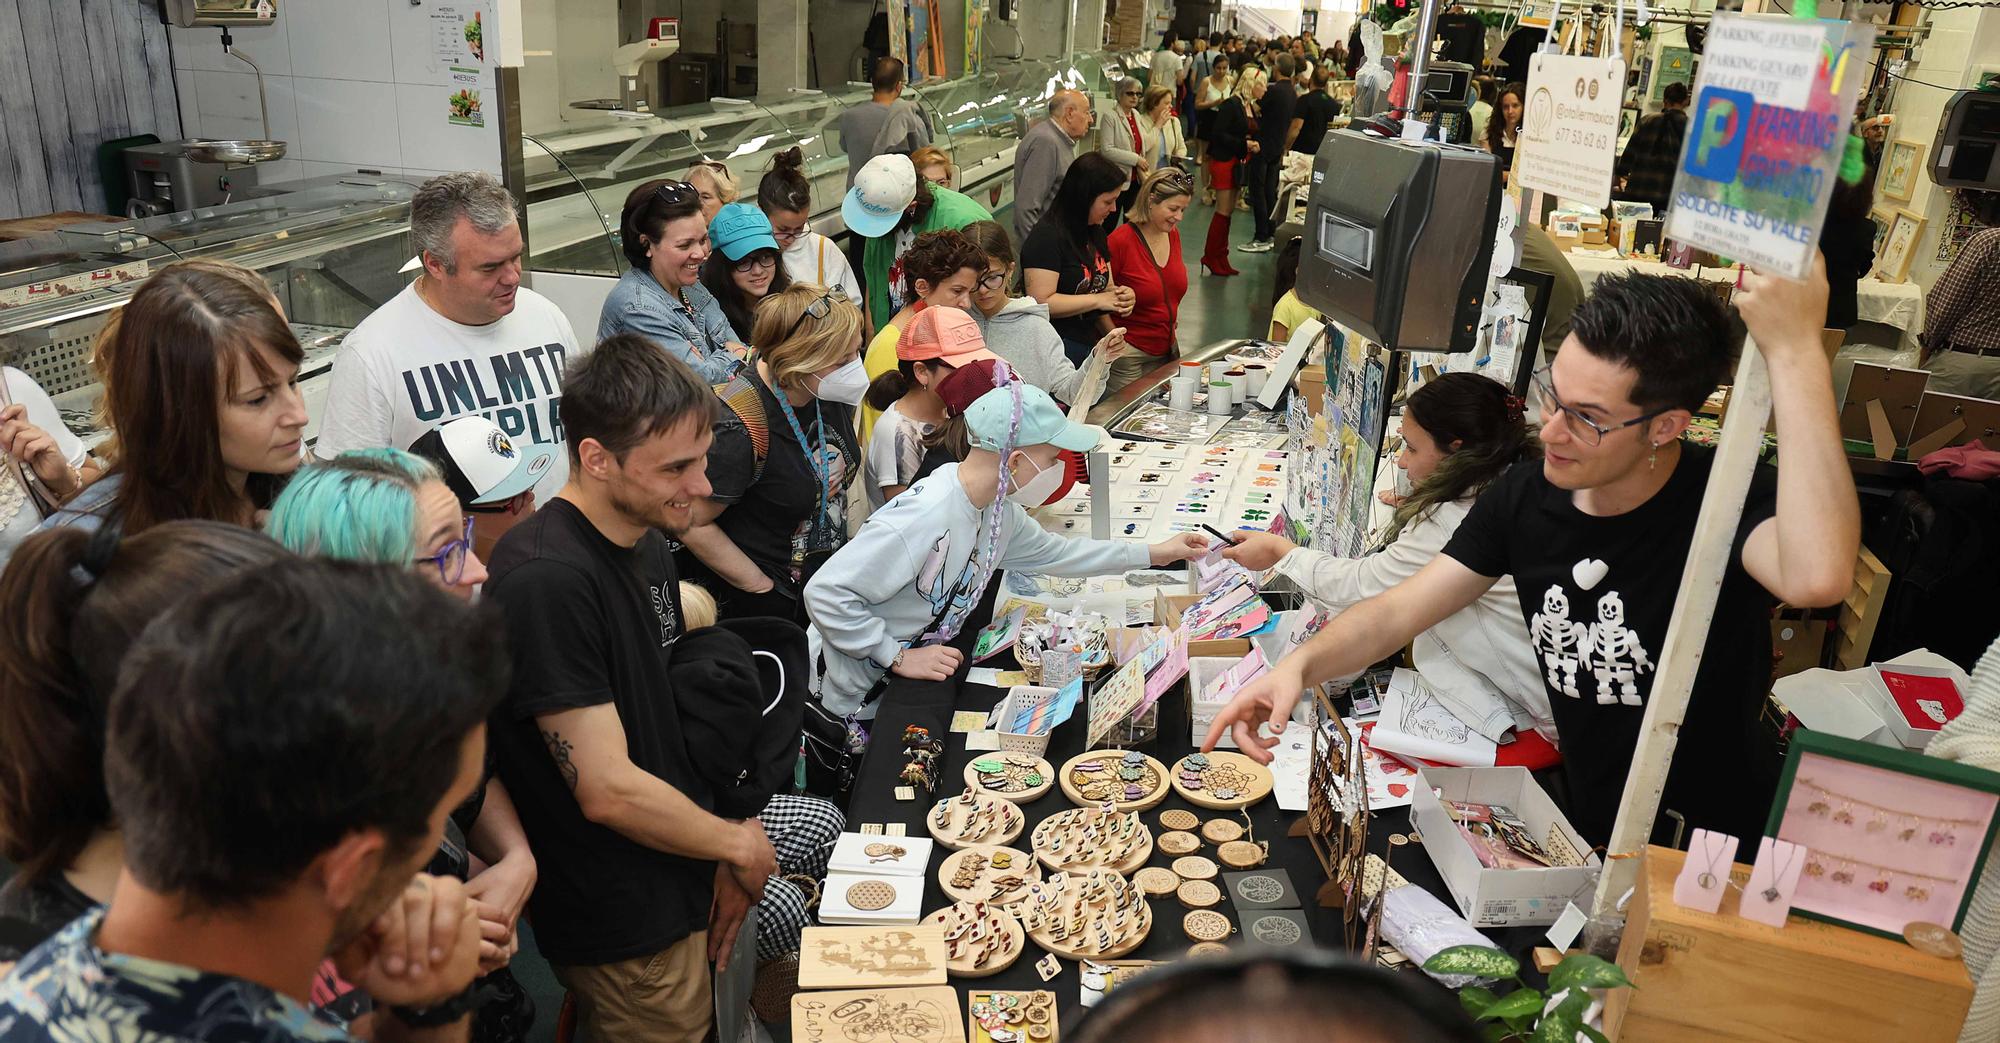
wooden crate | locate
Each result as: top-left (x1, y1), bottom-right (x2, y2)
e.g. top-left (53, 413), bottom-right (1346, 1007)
top-left (1604, 846), bottom-right (1970, 1042)
top-left (1834, 545), bottom-right (1891, 672)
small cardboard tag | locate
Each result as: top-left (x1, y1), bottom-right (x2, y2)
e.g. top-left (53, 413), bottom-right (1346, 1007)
top-left (1035, 954), bottom-right (1062, 981)
top-left (965, 730), bottom-right (1001, 751)
top-left (950, 710), bottom-right (988, 733)
top-left (859, 823), bottom-right (884, 835)
top-left (1545, 901), bottom-right (1588, 952)
top-left (894, 785), bottom-right (917, 802)
top-left (885, 822), bottom-right (908, 837)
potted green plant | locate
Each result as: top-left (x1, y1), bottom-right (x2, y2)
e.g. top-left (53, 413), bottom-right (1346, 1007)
top-left (1420, 945), bottom-right (1635, 1043)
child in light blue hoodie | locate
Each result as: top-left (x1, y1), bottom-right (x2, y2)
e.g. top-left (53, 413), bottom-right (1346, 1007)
top-left (804, 362), bottom-right (1209, 717)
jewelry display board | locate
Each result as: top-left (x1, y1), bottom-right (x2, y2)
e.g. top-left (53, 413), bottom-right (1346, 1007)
top-left (1288, 691), bottom-right (1370, 952)
top-left (929, 788), bottom-right (1027, 851)
top-left (1058, 750), bottom-right (1171, 812)
top-left (1168, 751), bottom-right (1275, 811)
top-left (1021, 868), bottom-right (1153, 960)
top-left (939, 845), bottom-right (1043, 907)
top-left (798, 926), bottom-right (951, 989)
top-left (1031, 806), bottom-right (1154, 875)
top-left (965, 754), bottom-right (1056, 804)
top-left (924, 902), bottom-right (1025, 978)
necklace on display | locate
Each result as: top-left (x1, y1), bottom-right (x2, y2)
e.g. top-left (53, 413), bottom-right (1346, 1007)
top-left (1694, 832), bottom-right (1729, 891)
top-left (1762, 843), bottom-right (1802, 904)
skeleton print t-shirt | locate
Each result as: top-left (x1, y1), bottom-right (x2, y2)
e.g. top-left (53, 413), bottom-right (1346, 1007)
top-left (1442, 445), bottom-right (1779, 846)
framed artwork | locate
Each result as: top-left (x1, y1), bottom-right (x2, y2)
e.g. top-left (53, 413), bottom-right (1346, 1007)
top-left (1870, 207), bottom-right (1892, 258)
top-left (1765, 730), bottom-right (2000, 939)
top-left (1881, 139), bottom-right (1928, 203)
top-left (1877, 208), bottom-right (1926, 284)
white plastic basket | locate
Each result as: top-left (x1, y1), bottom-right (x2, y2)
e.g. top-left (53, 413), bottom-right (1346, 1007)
top-left (996, 684), bottom-right (1059, 756)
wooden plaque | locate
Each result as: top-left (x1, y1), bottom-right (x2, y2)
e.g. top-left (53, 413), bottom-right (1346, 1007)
top-left (798, 926), bottom-right (950, 989)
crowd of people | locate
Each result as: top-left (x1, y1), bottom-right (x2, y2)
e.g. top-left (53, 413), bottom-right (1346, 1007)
top-left (0, 26), bottom-right (1948, 1043)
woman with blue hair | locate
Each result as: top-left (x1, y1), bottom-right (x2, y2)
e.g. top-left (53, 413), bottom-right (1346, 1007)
top-left (266, 447), bottom-right (486, 599)
top-left (266, 448), bottom-right (537, 1038)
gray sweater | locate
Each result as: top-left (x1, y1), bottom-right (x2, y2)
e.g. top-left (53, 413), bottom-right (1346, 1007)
top-left (971, 297), bottom-right (1089, 406)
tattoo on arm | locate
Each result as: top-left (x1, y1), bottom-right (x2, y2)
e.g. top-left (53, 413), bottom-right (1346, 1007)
top-left (541, 729), bottom-right (579, 791)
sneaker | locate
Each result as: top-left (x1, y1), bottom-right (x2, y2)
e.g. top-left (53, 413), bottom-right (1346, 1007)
top-left (1236, 239), bottom-right (1274, 253)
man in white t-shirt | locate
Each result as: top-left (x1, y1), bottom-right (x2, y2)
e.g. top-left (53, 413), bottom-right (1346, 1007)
top-left (318, 172), bottom-right (578, 514)
top-left (1150, 40), bottom-right (1186, 96)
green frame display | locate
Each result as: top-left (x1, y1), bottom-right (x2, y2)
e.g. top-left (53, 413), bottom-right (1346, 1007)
top-left (1764, 729), bottom-right (2000, 939)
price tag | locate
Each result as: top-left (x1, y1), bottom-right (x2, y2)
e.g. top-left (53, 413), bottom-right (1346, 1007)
top-left (1545, 901), bottom-right (1589, 952)
top-left (859, 823), bottom-right (885, 835)
top-left (894, 785), bottom-right (916, 802)
top-left (885, 822), bottom-right (908, 837)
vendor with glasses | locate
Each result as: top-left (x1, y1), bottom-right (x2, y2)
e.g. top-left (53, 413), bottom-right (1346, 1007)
top-left (701, 203), bottom-right (793, 345)
top-left (599, 179), bottom-right (750, 383)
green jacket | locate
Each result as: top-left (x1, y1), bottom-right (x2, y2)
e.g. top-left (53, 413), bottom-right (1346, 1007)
top-left (861, 185), bottom-right (992, 327)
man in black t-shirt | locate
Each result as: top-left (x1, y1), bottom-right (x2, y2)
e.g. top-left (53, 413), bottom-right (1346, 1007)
top-left (485, 333), bottom-right (779, 1042)
top-left (1240, 53), bottom-right (1298, 253)
top-left (1207, 262), bottom-right (1861, 847)
top-left (1289, 68), bottom-right (1342, 158)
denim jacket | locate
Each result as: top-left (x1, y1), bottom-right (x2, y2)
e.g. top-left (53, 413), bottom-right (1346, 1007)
top-left (596, 268), bottom-right (744, 383)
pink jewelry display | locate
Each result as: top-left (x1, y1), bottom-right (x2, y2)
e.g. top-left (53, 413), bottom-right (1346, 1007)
top-left (1741, 837), bottom-right (1808, 928)
top-left (1672, 829), bottom-right (1738, 914)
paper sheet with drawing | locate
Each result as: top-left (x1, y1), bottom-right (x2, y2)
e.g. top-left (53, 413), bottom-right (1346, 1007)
top-left (1367, 668), bottom-right (1498, 767)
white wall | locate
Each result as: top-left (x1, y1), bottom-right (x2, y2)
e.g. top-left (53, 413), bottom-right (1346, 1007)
top-left (1888, 6), bottom-right (1999, 290)
top-left (169, 0), bottom-right (506, 184)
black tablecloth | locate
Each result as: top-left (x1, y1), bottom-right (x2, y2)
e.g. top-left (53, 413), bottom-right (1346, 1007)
top-left (845, 607), bottom-right (1547, 1028)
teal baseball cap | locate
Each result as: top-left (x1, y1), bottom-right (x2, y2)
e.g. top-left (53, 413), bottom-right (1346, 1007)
top-left (709, 202), bottom-right (780, 260)
top-left (963, 381), bottom-right (1105, 454)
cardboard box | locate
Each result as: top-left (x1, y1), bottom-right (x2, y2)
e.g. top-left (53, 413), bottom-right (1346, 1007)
top-left (1774, 649), bottom-right (1970, 751)
top-left (1152, 592), bottom-right (1254, 659)
top-left (1862, 659), bottom-right (1967, 749)
top-left (1295, 366), bottom-right (1328, 416)
top-left (1188, 656), bottom-right (1241, 749)
top-left (1409, 766), bottom-right (1600, 927)
top-left (1604, 846), bottom-right (1972, 1042)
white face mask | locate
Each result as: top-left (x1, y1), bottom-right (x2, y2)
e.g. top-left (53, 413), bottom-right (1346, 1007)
top-left (1006, 452), bottom-right (1065, 506)
top-left (812, 358), bottom-right (869, 406)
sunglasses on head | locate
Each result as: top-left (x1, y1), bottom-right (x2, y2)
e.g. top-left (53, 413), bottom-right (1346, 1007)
top-left (652, 180), bottom-right (699, 207)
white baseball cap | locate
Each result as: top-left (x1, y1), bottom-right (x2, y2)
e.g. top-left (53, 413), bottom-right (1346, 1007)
top-left (842, 154), bottom-right (919, 239)
top-left (407, 416), bottom-right (554, 509)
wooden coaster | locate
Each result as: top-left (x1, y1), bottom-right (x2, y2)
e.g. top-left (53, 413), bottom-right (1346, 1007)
top-left (1158, 830), bottom-right (1202, 856)
top-left (1172, 855), bottom-right (1219, 881)
top-left (1218, 840), bottom-right (1266, 869)
top-left (1058, 749), bottom-right (1171, 812)
top-left (1201, 819), bottom-right (1244, 845)
top-left (1134, 867), bottom-right (1181, 897)
top-left (1031, 806), bottom-right (1154, 875)
top-left (1176, 879), bottom-right (1222, 909)
top-left (1184, 909), bottom-right (1232, 942)
top-left (846, 879), bottom-right (897, 911)
top-left (969, 989), bottom-right (1059, 1043)
top-left (940, 845), bottom-right (1043, 907)
top-left (1187, 941), bottom-right (1230, 957)
top-left (1159, 809), bottom-right (1200, 831)
top-left (925, 902), bottom-right (1025, 978)
top-left (928, 787), bottom-right (1026, 851)
top-left (1022, 867), bottom-right (1153, 961)
top-left (1169, 751), bottom-right (1275, 811)
top-left (965, 754), bottom-right (1056, 804)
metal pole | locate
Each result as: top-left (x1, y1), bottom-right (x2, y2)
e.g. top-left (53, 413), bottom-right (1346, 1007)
top-left (1064, 0), bottom-right (1078, 56)
top-left (1406, 0), bottom-right (1445, 111)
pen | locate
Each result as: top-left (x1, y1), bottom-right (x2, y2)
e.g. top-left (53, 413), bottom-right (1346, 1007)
top-left (1200, 523), bottom-right (1239, 545)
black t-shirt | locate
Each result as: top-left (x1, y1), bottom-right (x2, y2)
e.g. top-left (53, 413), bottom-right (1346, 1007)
top-left (706, 372), bottom-right (861, 593)
top-left (1019, 221), bottom-right (1113, 350)
top-left (1256, 81), bottom-right (1298, 154)
top-left (484, 498), bottom-right (710, 966)
top-left (1442, 445), bottom-right (1780, 847)
top-left (1292, 91), bottom-right (1341, 156)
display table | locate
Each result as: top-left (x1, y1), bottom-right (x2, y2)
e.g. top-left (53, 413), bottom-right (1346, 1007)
top-left (1560, 250), bottom-right (1927, 352)
top-left (841, 595), bottom-right (1549, 1029)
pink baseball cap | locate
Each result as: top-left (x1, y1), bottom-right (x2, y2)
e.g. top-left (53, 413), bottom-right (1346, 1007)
top-left (896, 306), bottom-right (999, 367)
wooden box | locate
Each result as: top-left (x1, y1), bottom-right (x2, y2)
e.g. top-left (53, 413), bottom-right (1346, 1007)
top-left (1604, 846), bottom-right (1971, 1042)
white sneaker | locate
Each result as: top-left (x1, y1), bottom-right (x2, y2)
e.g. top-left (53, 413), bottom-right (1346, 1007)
top-left (1237, 239), bottom-right (1274, 253)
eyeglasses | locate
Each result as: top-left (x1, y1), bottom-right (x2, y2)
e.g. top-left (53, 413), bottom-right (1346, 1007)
top-left (772, 223), bottom-right (809, 244)
top-left (1532, 366), bottom-right (1666, 447)
top-left (781, 290), bottom-right (839, 342)
top-left (977, 269), bottom-right (1009, 291)
top-left (733, 252), bottom-right (779, 273)
top-left (419, 516), bottom-right (477, 586)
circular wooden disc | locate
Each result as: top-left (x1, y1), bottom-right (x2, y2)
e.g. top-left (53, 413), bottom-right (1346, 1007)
top-left (1170, 751), bottom-right (1275, 811)
top-left (1172, 855), bottom-right (1219, 881)
top-left (1135, 867), bottom-right (1181, 896)
top-left (923, 901), bottom-right (1025, 977)
top-left (846, 879), bottom-right (896, 911)
top-left (1023, 869), bottom-right (1154, 961)
top-left (1059, 749), bottom-right (1172, 812)
top-left (1184, 909), bottom-right (1232, 942)
top-left (1158, 830), bottom-right (1202, 856)
top-left (1188, 941), bottom-right (1230, 958)
top-left (1201, 819), bottom-right (1245, 845)
top-left (940, 845), bottom-right (1043, 907)
top-left (1159, 809), bottom-right (1200, 832)
top-left (1218, 840), bottom-right (1266, 869)
top-left (1905, 922), bottom-right (1965, 959)
top-left (927, 789), bottom-right (1025, 851)
top-left (964, 754), bottom-right (1056, 804)
top-left (1031, 807), bottom-right (1155, 875)
top-left (1176, 879), bottom-right (1222, 909)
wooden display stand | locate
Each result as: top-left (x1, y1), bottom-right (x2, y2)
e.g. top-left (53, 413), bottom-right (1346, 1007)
top-left (1604, 846), bottom-right (1971, 1042)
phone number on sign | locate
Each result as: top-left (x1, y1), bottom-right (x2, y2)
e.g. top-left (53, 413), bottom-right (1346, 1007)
top-left (1552, 126), bottom-right (1613, 152)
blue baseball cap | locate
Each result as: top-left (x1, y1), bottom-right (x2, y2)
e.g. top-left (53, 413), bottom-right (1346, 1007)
top-left (709, 202), bottom-right (780, 260)
top-left (842, 155), bottom-right (919, 239)
top-left (963, 381), bottom-right (1105, 453)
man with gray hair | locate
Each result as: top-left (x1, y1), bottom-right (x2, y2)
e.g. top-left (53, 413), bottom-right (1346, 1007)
top-left (318, 171), bottom-right (580, 519)
top-left (1011, 89), bottom-right (1094, 243)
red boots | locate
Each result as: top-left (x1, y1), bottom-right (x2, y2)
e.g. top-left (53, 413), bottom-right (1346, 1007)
top-left (1202, 213), bottom-right (1239, 276)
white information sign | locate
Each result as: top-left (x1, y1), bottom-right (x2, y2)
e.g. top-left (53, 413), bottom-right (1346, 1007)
top-left (1515, 53), bottom-right (1627, 209)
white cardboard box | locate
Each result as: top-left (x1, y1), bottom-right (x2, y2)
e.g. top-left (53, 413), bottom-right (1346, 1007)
top-left (1774, 649), bottom-right (1971, 751)
top-left (818, 872), bottom-right (925, 925)
top-left (827, 832), bottom-right (934, 878)
top-left (1859, 656), bottom-right (1969, 750)
top-left (1188, 656), bottom-right (1240, 749)
top-left (1410, 766), bottom-right (1601, 928)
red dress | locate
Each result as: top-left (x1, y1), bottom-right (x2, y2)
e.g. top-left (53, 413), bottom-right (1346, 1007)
top-left (1107, 222), bottom-right (1189, 357)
